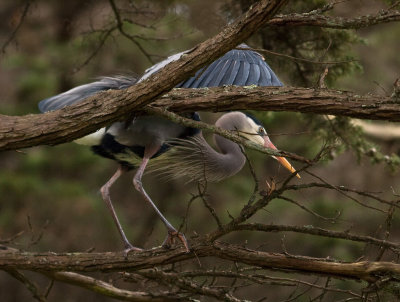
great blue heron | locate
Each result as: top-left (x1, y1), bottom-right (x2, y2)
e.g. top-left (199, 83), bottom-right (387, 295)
top-left (38, 44), bottom-right (299, 253)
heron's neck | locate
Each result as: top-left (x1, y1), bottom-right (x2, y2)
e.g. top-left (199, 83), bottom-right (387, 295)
top-left (207, 134), bottom-right (246, 180)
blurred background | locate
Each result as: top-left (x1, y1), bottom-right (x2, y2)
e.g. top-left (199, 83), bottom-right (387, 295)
top-left (1, 0), bottom-right (400, 301)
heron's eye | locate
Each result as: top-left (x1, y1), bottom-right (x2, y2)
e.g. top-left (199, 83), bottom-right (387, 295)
top-left (258, 127), bottom-right (266, 136)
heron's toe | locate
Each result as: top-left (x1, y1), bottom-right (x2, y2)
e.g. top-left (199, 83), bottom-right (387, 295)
top-left (123, 244), bottom-right (143, 258)
top-left (162, 231), bottom-right (190, 253)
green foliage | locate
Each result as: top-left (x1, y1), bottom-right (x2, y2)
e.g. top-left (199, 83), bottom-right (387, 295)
top-left (303, 115), bottom-right (400, 170)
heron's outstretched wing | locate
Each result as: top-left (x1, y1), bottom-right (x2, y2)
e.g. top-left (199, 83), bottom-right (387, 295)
top-left (38, 49), bottom-right (186, 112)
top-left (38, 44), bottom-right (281, 112)
top-left (38, 76), bottom-right (137, 112)
top-left (177, 44), bottom-right (283, 88)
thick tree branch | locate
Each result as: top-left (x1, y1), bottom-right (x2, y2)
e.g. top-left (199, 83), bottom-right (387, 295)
top-left (0, 0), bottom-right (287, 151)
top-left (1, 240), bottom-right (400, 282)
top-left (152, 86), bottom-right (399, 120)
top-left (1, 86), bottom-right (400, 152)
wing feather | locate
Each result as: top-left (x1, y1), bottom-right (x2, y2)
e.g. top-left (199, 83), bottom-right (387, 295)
top-left (38, 76), bottom-right (136, 112)
top-left (38, 44), bottom-right (282, 113)
top-left (178, 44), bottom-right (283, 88)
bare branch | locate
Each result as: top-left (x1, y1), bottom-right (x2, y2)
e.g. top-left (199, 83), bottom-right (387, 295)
top-left (1, 0), bottom-right (33, 54)
top-left (238, 47), bottom-right (355, 65)
top-left (72, 26), bottom-right (116, 74)
top-left (284, 182), bottom-right (400, 209)
top-left (229, 223), bottom-right (400, 252)
top-left (1, 240), bottom-right (400, 282)
top-left (240, 146), bottom-right (259, 206)
top-left (304, 171), bottom-right (388, 213)
top-left (279, 195), bottom-right (341, 221)
top-left (108, 0), bottom-right (155, 64)
top-left (197, 183), bottom-right (223, 230)
top-left (43, 271), bottom-right (181, 302)
top-left (0, 231), bottom-right (25, 244)
top-left (152, 86), bottom-right (400, 121)
top-left (269, 8), bottom-right (400, 29)
top-left (5, 269), bottom-right (47, 302)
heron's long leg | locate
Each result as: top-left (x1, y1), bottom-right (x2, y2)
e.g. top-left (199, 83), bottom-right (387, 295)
top-left (133, 146), bottom-right (189, 252)
top-left (100, 166), bottom-right (141, 252)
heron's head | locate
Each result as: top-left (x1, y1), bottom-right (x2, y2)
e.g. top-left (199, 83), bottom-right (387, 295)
top-left (216, 112), bottom-right (300, 178)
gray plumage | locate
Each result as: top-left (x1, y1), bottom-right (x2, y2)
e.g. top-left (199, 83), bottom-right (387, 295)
top-left (37, 43), bottom-right (283, 178)
top-left (150, 112), bottom-right (252, 182)
top-left (177, 46), bottom-right (283, 87)
top-left (38, 44), bottom-right (282, 114)
top-left (36, 44), bottom-right (290, 252)
top-left (139, 43), bottom-right (282, 88)
top-left (38, 76), bottom-right (136, 112)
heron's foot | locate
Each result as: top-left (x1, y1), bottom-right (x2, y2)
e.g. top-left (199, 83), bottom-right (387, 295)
top-left (123, 243), bottom-right (143, 258)
top-left (162, 230), bottom-right (190, 253)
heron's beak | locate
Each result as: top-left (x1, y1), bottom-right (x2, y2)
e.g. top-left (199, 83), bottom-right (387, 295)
top-left (263, 137), bottom-right (301, 179)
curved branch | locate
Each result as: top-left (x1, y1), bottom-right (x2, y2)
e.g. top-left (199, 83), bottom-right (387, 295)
top-left (0, 0), bottom-right (287, 151)
top-left (44, 271), bottom-right (181, 302)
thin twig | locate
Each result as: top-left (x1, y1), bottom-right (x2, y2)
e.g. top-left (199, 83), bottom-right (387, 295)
top-left (72, 26), bottom-right (116, 74)
top-left (279, 195), bottom-right (340, 222)
top-left (237, 47), bottom-right (356, 65)
top-left (305, 171), bottom-right (388, 213)
top-left (1, 0), bottom-right (33, 54)
top-left (0, 230), bottom-right (24, 244)
top-left (238, 145), bottom-right (259, 205)
top-left (109, 0), bottom-right (155, 64)
top-left (229, 223), bottom-right (400, 252)
top-left (43, 271), bottom-right (181, 302)
top-left (374, 203), bottom-right (396, 261)
top-left (5, 269), bottom-right (47, 302)
top-left (198, 183), bottom-right (223, 231)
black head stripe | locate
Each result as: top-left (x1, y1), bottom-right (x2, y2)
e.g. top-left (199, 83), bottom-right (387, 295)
top-left (244, 112), bottom-right (263, 127)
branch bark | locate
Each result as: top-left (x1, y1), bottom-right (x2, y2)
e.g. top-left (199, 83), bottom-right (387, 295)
top-left (152, 86), bottom-right (399, 121)
top-left (1, 240), bottom-right (400, 282)
top-left (0, 0), bottom-right (287, 151)
top-left (1, 86), bottom-right (399, 151)
top-left (269, 9), bottom-right (400, 29)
